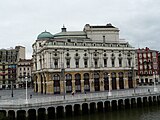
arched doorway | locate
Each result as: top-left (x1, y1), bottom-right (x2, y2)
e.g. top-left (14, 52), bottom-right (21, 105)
top-left (119, 72), bottom-right (124, 89)
top-left (104, 72), bottom-right (109, 90)
top-left (75, 73), bottom-right (81, 92)
top-left (128, 72), bottom-right (133, 88)
top-left (111, 72), bottom-right (117, 90)
top-left (66, 74), bottom-right (72, 93)
top-left (94, 72), bottom-right (100, 91)
top-left (53, 74), bottom-right (60, 94)
top-left (84, 73), bottom-right (90, 92)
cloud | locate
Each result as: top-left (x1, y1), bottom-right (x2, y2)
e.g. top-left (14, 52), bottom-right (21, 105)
top-left (0, 0), bottom-right (160, 58)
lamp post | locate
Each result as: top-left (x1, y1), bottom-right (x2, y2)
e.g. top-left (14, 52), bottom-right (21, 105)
top-left (25, 76), bottom-right (28, 104)
top-left (153, 71), bottom-right (158, 92)
top-left (108, 74), bottom-right (112, 96)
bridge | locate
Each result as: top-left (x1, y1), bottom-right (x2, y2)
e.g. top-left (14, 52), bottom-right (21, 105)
top-left (0, 85), bottom-right (160, 120)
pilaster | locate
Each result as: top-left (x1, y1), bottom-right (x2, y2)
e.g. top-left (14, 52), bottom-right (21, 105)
top-left (116, 78), bottom-right (120, 90)
top-left (81, 80), bottom-right (84, 93)
top-left (100, 79), bottom-right (104, 91)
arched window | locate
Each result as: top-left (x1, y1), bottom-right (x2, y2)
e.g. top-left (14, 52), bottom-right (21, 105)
top-left (65, 74), bottom-right (72, 93)
top-left (111, 72), bottom-right (117, 90)
top-left (104, 72), bottom-right (109, 90)
top-left (84, 73), bottom-right (90, 91)
top-left (53, 74), bottom-right (60, 94)
top-left (75, 73), bottom-right (81, 92)
top-left (94, 73), bottom-right (100, 91)
top-left (119, 72), bottom-right (124, 89)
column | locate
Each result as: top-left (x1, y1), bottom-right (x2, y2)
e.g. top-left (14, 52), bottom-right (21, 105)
top-left (116, 77), bottom-right (120, 90)
top-left (47, 81), bottom-right (53, 94)
top-left (47, 73), bottom-right (53, 93)
top-left (60, 80), bottom-right (64, 94)
top-left (109, 74), bottom-right (112, 90)
top-left (37, 74), bottom-right (41, 93)
top-left (72, 80), bottom-right (75, 92)
top-left (26, 110), bottom-right (28, 118)
top-left (124, 77), bottom-right (128, 89)
top-left (90, 79), bottom-right (94, 92)
top-left (81, 80), bottom-right (84, 93)
top-left (100, 79), bottom-right (104, 91)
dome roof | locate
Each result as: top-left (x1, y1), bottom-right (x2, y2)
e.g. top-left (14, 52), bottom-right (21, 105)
top-left (37, 30), bottom-right (54, 39)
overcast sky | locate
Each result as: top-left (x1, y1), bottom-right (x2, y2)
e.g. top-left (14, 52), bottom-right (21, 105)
top-left (0, 0), bottom-right (160, 58)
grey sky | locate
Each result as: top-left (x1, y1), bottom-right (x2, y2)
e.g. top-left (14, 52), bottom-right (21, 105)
top-left (0, 0), bottom-right (160, 58)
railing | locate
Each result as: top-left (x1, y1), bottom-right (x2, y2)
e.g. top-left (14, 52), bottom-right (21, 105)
top-left (0, 87), bottom-right (159, 108)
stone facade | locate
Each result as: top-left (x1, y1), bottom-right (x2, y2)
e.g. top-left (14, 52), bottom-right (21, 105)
top-left (32, 23), bottom-right (136, 94)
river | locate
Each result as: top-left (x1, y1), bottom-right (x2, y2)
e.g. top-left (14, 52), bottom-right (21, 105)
top-left (56, 105), bottom-right (160, 120)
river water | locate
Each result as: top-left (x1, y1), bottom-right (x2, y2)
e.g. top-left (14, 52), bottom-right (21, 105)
top-left (56, 106), bottom-right (160, 120)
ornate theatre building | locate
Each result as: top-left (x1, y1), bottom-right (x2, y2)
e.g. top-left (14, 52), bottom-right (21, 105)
top-left (32, 23), bottom-right (136, 94)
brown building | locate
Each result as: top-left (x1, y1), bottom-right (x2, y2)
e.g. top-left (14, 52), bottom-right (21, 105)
top-left (0, 46), bottom-right (25, 89)
top-left (136, 47), bottom-right (159, 85)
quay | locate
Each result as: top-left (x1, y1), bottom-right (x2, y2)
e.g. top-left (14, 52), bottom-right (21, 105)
top-left (0, 86), bottom-right (160, 120)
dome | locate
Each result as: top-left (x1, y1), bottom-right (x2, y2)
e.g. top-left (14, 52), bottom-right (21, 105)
top-left (37, 30), bottom-right (54, 39)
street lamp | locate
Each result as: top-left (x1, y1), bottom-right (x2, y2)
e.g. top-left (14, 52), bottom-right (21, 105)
top-left (25, 76), bottom-right (28, 104)
top-left (108, 74), bottom-right (112, 96)
top-left (153, 71), bottom-right (158, 92)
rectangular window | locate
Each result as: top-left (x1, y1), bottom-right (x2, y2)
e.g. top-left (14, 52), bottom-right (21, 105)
top-left (112, 59), bottom-right (115, 67)
top-left (119, 59), bottom-right (122, 67)
top-left (104, 59), bottom-right (107, 67)
top-left (128, 59), bottom-right (131, 67)
top-left (95, 60), bottom-right (98, 68)
top-left (54, 59), bottom-right (58, 68)
top-left (84, 59), bottom-right (88, 68)
top-left (75, 59), bottom-right (79, 68)
top-left (66, 59), bottom-right (70, 68)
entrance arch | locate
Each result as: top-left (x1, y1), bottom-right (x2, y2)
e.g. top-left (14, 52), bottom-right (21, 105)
top-left (128, 72), bottom-right (133, 88)
top-left (111, 72), bottom-right (117, 90)
top-left (104, 72), bottom-right (109, 90)
top-left (94, 72), bottom-right (100, 91)
top-left (84, 73), bottom-right (90, 91)
top-left (75, 73), bottom-right (81, 92)
top-left (119, 72), bottom-right (124, 89)
top-left (53, 74), bottom-right (60, 94)
top-left (66, 74), bottom-right (72, 93)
